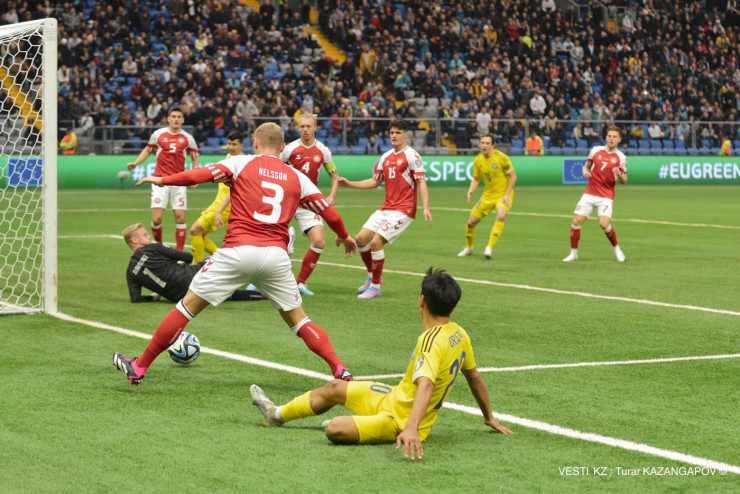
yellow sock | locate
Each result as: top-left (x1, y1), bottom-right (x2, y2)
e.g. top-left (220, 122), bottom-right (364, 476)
top-left (488, 221), bottom-right (505, 249)
top-left (203, 237), bottom-right (218, 255)
top-left (191, 235), bottom-right (204, 263)
top-left (465, 225), bottom-right (476, 249)
top-left (279, 391), bottom-right (316, 423)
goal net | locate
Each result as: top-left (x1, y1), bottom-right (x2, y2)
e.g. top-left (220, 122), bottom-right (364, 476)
top-left (0, 19), bottom-right (57, 314)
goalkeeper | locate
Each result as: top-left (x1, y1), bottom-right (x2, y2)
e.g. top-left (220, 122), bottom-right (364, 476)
top-left (189, 131), bottom-right (242, 263)
top-left (123, 223), bottom-right (266, 303)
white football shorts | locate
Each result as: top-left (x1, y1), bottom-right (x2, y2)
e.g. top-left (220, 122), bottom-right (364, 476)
top-left (151, 184), bottom-right (187, 210)
top-left (189, 245), bottom-right (302, 311)
top-left (362, 209), bottom-right (414, 244)
top-left (574, 193), bottom-right (614, 219)
top-left (294, 207), bottom-right (323, 234)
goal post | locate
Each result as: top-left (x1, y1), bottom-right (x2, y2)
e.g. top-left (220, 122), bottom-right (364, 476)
top-left (0, 18), bottom-right (57, 315)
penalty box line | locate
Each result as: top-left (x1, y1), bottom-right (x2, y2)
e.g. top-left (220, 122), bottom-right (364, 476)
top-left (52, 310), bottom-right (739, 475)
top-left (313, 261), bottom-right (740, 317)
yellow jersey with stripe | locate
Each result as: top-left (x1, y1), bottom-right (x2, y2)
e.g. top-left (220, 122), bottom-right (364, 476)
top-left (385, 322), bottom-right (476, 437)
top-left (473, 150), bottom-right (515, 198)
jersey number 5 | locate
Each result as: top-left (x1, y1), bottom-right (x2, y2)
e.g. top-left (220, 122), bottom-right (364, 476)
top-left (254, 181), bottom-right (284, 223)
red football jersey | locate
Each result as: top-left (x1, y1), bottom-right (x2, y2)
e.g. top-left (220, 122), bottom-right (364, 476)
top-left (146, 127), bottom-right (199, 177)
top-left (584, 146), bottom-right (627, 199)
top-left (206, 154), bottom-right (332, 250)
top-left (279, 138), bottom-right (333, 185)
top-left (374, 146), bottom-right (426, 218)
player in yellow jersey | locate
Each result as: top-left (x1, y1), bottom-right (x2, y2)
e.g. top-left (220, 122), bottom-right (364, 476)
top-left (457, 134), bottom-right (517, 259)
top-left (189, 131), bottom-right (243, 263)
top-left (249, 267), bottom-right (513, 459)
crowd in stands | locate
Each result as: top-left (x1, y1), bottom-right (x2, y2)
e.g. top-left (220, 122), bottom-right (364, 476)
top-left (0, 0), bottom-right (738, 155)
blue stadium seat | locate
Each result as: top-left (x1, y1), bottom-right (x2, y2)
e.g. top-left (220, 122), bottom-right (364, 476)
top-left (315, 128), bottom-right (328, 139)
top-left (674, 140), bottom-right (686, 153)
top-left (214, 128), bottom-right (226, 138)
top-left (549, 146), bottom-right (562, 155)
top-left (734, 140), bottom-right (740, 151)
top-left (662, 139), bottom-right (674, 155)
top-left (326, 137), bottom-right (340, 148)
top-left (638, 140), bottom-right (650, 154)
top-left (127, 101), bottom-right (137, 114)
top-left (206, 137), bottom-right (221, 149)
top-left (562, 147), bottom-right (575, 155)
top-left (700, 139), bottom-right (713, 150)
top-left (649, 139), bottom-right (662, 155)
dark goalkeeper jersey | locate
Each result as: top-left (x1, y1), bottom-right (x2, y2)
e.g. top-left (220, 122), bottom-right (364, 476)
top-left (126, 243), bottom-right (200, 303)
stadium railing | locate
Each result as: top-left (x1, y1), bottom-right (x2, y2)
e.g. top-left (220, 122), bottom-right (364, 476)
top-left (81, 118), bottom-right (737, 156)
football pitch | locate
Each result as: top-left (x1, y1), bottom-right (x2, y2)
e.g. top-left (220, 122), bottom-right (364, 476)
top-left (2, 184), bottom-right (739, 492)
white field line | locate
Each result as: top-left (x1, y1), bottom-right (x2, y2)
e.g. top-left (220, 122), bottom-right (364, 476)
top-left (444, 402), bottom-right (740, 475)
top-left (338, 205), bottom-right (740, 230)
top-left (57, 205), bottom-right (740, 230)
top-left (51, 310), bottom-right (740, 475)
top-left (314, 261), bottom-right (740, 317)
top-left (53, 312), bottom-right (329, 380)
top-left (358, 353), bottom-right (740, 380)
top-left (50, 234), bottom-right (740, 316)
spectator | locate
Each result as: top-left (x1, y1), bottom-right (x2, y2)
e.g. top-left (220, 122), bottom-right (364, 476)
top-left (364, 135), bottom-right (380, 154)
top-left (525, 130), bottom-right (544, 155)
top-left (647, 122), bottom-right (665, 140)
top-left (59, 128), bottom-right (78, 154)
top-left (529, 89), bottom-right (546, 116)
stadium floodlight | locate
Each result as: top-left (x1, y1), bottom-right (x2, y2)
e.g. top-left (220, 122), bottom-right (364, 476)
top-left (0, 18), bottom-right (57, 314)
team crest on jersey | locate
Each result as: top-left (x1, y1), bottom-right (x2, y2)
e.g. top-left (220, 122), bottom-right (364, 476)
top-left (611, 157), bottom-right (617, 164)
top-left (414, 356), bottom-right (424, 372)
top-left (313, 155), bottom-right (321, 163)
top-left (397, 159), bottom-right (404, 165)
top-left (492, 164), bottom-right (498, 169)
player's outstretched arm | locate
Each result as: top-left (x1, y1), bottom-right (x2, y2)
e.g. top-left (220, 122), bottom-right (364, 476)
top-left (503, 171), bottom-right (518, 208)
top-left (136, 176), bottom-right (164, 187)
top-left (335, 235), bottom-right (357, 258)
top-left (614, 167), bottom-right (628, 185)
top-left (127, 148), bottom-right (151, 170)
top-left (417, 178), bottom-right (433, 226)
top-left (582, 160), bottom-right (593, 179)
top-left (337, 176), bottom-right (381, 189)
top-left (396, 377), bottom-right (434, 460)
top-left (467, 177), bottom-right (480, 203)
top-left (461, 367), bottom-right (514, 435)
top-left (326, 169), bottom-right (339, 205)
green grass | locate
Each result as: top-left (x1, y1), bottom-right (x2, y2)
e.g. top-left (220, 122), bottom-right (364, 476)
top-left (2, 185), bottom-right (739, 493)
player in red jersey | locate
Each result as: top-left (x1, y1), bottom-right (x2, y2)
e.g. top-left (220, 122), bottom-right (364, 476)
top-left (279, 113), bottom-right (339, 296)
top-left (563, 125), bottom-right (628, 262)
top-left (126, 107), bottom-right (200, 250)
top-left (113, 123), bottom-right (358, 385)
top-left (338, 119), bottom-right (432, 299)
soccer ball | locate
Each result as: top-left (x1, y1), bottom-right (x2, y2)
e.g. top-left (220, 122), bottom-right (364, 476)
top-left (168, 331), bottom-right (200, 365)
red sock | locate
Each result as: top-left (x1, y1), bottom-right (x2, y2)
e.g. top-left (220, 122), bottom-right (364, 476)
top-left (297, 247), bottom-right (322, 285)
top-left (604, 225), bottom-right (618, 246)
top-left (138, 304), bottom-right (192, 368)
top-left (295, 319), bottom-right (342, 375)
top-left (175, 223), bottom-right (187, 250)
top-left (570, 225), bottom-right (581, 249)
top-left (360, 248), bottom-right (373, 273)
top-left (371, 250), bottom-right (385, 284)
top-left (151, 223), bottom-right (163, 243)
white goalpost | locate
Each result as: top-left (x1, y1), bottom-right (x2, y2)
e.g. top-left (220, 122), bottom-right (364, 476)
top-left (0, 18), bottom-right (57, 315)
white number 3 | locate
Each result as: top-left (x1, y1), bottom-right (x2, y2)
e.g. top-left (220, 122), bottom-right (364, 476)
top-left (254, 181), bottom-right (283, 223)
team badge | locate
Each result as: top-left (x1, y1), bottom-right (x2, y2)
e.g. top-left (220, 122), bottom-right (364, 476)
top-left (414, 356), bottom-right (425, 372)
top-left (397, 159), bottom-right (404, 165)
top-left (492, 164), bottom-right (498, 169)
top-left (313, 155), bottom-right (321, 163)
